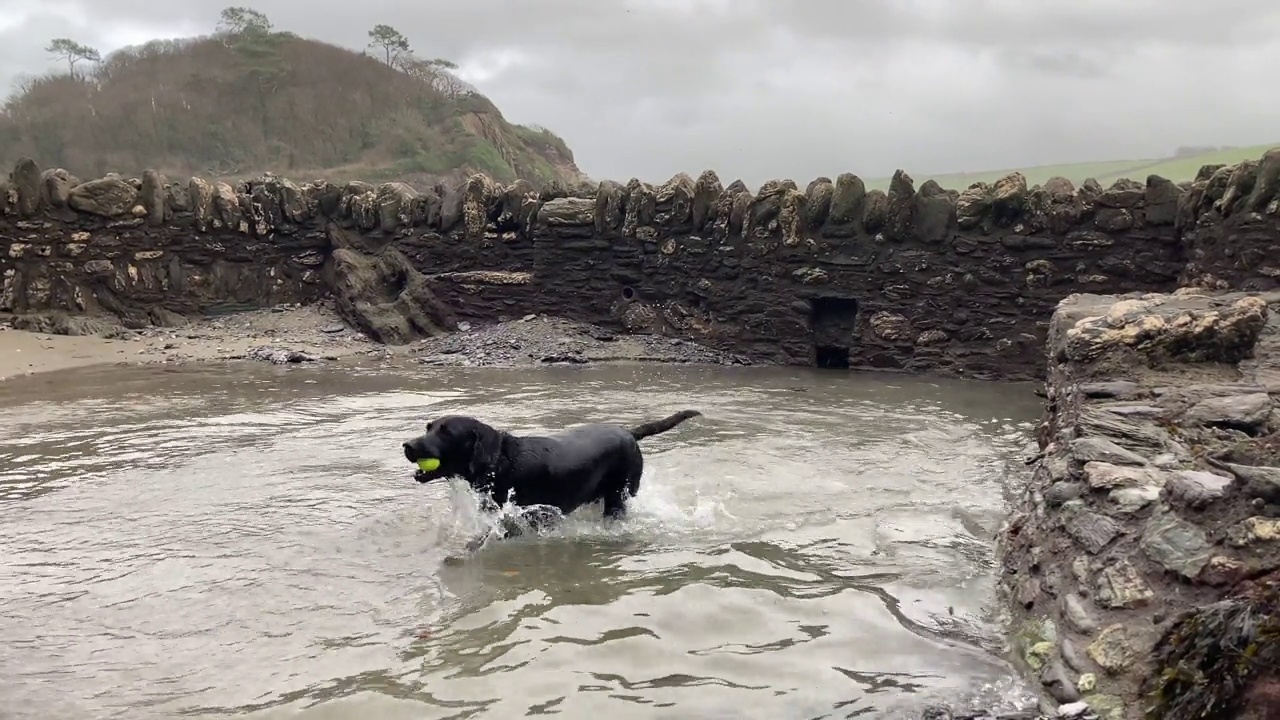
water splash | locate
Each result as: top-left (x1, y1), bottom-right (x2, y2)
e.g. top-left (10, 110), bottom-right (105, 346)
top-left (438, 468), bottom-right (740, 551)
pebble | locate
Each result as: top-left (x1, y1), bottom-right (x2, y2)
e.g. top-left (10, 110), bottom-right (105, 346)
top-left (1059, 702), bottom-right (1090, 717)
top-left (1045, 481), bottom-right (1086, 507)
top-left (1041, 659), bottom-right (1080, 703)
top-left (1107, 485), bottom-right (1160, 514)
top-left (240, 346), bottom-right (320, 364)
top-left (1060, 637), bottom-right (1085, 673)
top-left (1063, 594), bottom-right (1098, 633)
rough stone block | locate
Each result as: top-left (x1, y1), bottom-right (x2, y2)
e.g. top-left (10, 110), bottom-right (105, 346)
top-left (1069, 437), bottom-right (1148, 466)
top-left (1165, 470), bottom-right (1233, 508)
top-left (1184, 393), bottom-right (1272, 433)
top-left (1062, 503), bottom-right (1123, 554)
top-left (1223, 462), bottom-right (1280, 504)
top-left (1093, 560), bottom-right (1154, 609)
top-left (1087, 624), bottom-right (1136, 674)
top-left (1139, 508), bottom-right (1214, 579)
top-left (1083, 461), bottom-right (1168, 490)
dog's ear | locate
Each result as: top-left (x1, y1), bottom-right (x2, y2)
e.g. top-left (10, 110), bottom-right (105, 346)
top-left (467, 425), bottom-right (504, 484)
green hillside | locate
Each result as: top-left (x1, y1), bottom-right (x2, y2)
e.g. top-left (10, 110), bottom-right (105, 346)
top-left (0, 7), bottom-right (583, 188)
top-left (865, 143), bottom-right (1280, 192)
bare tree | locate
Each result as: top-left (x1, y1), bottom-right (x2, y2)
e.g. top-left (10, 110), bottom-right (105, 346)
top-left (395, 56), bottom-right (430, 82)
top-left (367, 24), bottom-right (410, 67)
top-left (397, 55), bottom-right (472, 98)
top-left (46, 38), bottom-right (101, 79)
top-left (433, 70), bottom-right (474, 99)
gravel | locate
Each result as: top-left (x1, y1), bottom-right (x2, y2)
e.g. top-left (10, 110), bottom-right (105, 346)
top-left (411, 314), bottom-right (752, 368)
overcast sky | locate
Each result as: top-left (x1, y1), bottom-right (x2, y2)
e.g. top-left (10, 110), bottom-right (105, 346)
top-left (2, 0), bottom-right (1279, 186)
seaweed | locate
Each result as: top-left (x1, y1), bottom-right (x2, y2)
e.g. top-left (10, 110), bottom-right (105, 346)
top-left (1144, 575), bottom-right (1280, 719)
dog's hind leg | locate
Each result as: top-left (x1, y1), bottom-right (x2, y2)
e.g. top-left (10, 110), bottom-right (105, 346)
top-left (603, 445), bottom-right (644, 520)
top-left (603, 487), bottom-right (628, 520)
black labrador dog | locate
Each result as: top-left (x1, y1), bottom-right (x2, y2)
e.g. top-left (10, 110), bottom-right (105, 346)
top-left (402, 410), bottom-right (701, 548)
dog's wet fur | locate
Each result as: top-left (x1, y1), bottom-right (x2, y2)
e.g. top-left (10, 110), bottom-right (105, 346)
top-left (402, 410), bottom-right (701, 551)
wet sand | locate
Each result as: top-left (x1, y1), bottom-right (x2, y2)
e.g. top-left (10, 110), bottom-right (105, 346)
top-left (0, 305), bottom-right (384, 383)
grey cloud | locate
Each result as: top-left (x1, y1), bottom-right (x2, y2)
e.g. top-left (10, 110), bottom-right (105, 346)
top-left (1, 0), bottom-right (1278, 188)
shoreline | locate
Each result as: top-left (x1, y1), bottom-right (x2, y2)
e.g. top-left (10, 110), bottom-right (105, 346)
top-left (0, 306), bottom-right (755, 384)
top-left (0, 303), bottom-right (389, 383)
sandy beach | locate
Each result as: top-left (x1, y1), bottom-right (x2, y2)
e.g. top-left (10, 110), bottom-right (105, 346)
top-left (0, 303), bottom-right (388, 383)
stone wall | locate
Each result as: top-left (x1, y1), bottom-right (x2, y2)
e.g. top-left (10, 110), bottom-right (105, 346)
top-left (1179, 150), bottom-right (1280, 293)
top-left (2, 148), bottom-right (1279, 380)
top-left (1000, 290), bottom-right (1280, 719)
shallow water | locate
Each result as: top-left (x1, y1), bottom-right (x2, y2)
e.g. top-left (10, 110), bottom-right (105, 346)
top-left (0, 361), bottom-right (1044, 719)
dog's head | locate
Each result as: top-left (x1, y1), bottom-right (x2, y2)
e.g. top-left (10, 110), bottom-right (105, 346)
top-left (402, 415), bottom-right (506, 487)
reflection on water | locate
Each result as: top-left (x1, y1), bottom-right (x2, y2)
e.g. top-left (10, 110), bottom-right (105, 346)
top-left (0, 361), bottom-right (1045, 719)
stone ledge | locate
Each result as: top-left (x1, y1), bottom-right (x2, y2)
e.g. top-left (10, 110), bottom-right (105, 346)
top-left (1000, 290), bottom-right (1280, 719)
top-left (428, 270), bottom-right (534, 285)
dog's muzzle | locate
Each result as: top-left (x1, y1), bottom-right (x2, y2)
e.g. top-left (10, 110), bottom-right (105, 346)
top-left (404, 441), bottom-right (443, 483)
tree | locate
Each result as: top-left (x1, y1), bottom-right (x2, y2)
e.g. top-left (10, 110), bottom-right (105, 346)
top-left (214, 6), bottom-right (286, 148)
top-left (217, 6), bottom-right (273, 37)
top-left (432, 69), bottom-right (473, 99)
top-left (423, 58), bottom-right (457, 71)
top-left (397, 56), bottom-right (471, 97)
top-left (367, 24), bottom-right (410, 67)
top-left (46, 38), bottom-right (101, 79)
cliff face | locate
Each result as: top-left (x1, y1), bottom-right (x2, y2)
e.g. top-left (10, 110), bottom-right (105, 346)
top-left (2, 148), bottom-right (1279, 381)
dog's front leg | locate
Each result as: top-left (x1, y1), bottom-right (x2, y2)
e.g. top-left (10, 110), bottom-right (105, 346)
top-left (442, 527), bottom-right (495, 565)
top-left (464, 528), bottom-right (495, 552)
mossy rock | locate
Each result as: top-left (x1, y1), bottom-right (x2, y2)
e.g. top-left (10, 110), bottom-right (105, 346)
top-left (1014, 617), bottom-right (1059, 666)
top-left (1082, 693), bottom-right (1125, 720)
top-left (1027, 641), bottom-right (1055, 671)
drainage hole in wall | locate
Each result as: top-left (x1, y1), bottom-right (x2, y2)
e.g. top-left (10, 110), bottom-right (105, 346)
top-left (815, 345), bottom-right (850, 369)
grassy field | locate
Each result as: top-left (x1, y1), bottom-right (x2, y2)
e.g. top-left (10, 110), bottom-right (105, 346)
top-left (864, 142), bottom-right (1280, 192)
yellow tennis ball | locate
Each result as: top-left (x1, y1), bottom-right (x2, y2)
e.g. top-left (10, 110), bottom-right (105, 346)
top-left (416, 458), bottom-right (441, 472)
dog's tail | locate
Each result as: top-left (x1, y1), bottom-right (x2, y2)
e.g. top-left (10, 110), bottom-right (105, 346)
top-left (629, 410), bottom-right (702, 440)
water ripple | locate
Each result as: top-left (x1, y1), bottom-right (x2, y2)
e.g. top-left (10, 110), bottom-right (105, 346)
top-left (0, 361), bottom-right (1044, 719)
